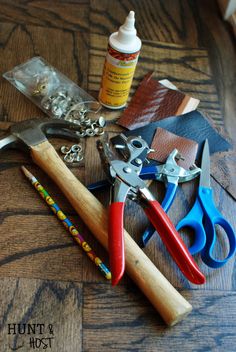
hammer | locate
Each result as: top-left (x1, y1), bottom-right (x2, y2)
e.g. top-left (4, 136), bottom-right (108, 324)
top-left (0, 117), bottom-right (192, 326)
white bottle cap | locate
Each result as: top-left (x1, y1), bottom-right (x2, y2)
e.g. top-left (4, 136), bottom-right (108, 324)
top-left (109, 11), bottom-right (142, 53)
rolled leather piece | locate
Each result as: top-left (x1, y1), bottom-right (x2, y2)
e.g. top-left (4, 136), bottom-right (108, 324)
top-left (148, 128), bottom-right (198, 169)
top-left (111, 111), bottom-right (232, 162)
top-left (117, 72), bottom-right (200, 130)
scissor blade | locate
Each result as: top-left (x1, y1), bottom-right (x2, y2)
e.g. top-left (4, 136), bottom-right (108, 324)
top-left (199, 139), bottom-right (211, 188)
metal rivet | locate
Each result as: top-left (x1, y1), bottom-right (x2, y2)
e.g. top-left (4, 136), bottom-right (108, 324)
top-left (123, 167), bottom-right (132, 173)
top-left (134, 158), bottom-right (142, 165)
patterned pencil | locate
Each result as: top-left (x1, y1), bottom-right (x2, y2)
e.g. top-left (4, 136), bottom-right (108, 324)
top-left (21, 166), bottom-right (111, 280)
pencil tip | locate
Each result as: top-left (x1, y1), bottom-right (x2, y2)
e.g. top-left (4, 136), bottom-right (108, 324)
top-left (21, 165), bottom-right (32, 178)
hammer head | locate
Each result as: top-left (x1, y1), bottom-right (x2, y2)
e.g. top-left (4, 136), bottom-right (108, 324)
top-left (0, 118), bottom-right (81, 151)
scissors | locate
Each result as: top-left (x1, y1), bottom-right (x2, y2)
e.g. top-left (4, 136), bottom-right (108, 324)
top-left (176, 139), bottom-right (236, 268)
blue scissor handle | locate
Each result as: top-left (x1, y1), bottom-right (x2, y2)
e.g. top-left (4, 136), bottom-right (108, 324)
top-left (141, 182), bottom-right (178, 247)
top-left (198, 186), bottom-right (236, 268)
top-left (176, 196), bottom-right (206, 255)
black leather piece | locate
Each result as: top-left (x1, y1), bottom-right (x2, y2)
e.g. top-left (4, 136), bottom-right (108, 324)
top-left (111, 111), bottom-right (232, 163)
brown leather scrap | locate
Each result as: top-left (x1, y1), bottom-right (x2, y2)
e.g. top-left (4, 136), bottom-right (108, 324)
top-left (148, 128), bottom-right (198, 169)
top-left (117, 72), bottom-right (200, 130)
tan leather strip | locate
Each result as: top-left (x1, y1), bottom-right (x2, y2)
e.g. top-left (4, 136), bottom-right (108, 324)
top-left (148, 128), bottom-right (198, 169)
top-left (117, 73), bottom-right (200, 130)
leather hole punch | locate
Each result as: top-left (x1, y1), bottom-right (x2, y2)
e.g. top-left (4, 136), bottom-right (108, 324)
top-left (141, 149), bottom-right (201, 247)
top-left (96, 133), bottom-right (205, 286)
top-left (87, 147), bottom-right (201, 248)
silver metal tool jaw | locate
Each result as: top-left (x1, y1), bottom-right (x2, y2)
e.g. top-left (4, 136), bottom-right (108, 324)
top-left (98, 134), bottom-right (154, 203)
top-left (113, 145), bottom-right (157, 202)
top-left (155, 149), bottom-right (201, 185)
top-left (97, 137), bottom-right (118, 184)
top-left (114, 134), bottom-right (151, 167)
top-left (109, 159), bottom-right (146, 202)
top-left (111, 160), bottom-right (144, 185)
top-left (111, 177), bottom-right (131, 203)
top-left (112, 174), bottom-right (152, 204)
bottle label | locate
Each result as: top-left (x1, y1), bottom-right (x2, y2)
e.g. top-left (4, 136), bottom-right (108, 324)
top-left (99, 45), bottom-right (140, 108)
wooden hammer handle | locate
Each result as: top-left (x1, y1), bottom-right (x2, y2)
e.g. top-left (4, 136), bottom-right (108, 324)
top-left (31, 140), bottom-right (192, 326)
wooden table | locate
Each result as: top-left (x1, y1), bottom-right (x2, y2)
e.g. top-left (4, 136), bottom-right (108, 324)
top-left (0, 1), bottom-right (235, 351)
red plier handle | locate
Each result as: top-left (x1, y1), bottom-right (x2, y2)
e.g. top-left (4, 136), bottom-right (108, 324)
top-left (143, 199), bottom-right (206, 285)
top-left (109, 201), bottom-right (125, 286)
top-left (109, 199), bottom-right (206, 286)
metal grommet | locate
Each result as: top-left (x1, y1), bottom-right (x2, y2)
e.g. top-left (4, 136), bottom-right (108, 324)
top-left (41, 99), bottom-right (51, 110)
top-left (79, 108), bottom-right (87, 116)
top-left (91, 122), bottom-right (97, 130)
top-left (75, 130), bottom-right (86, 138)
top-left (86, 128), bottom-right (95, 137)
top-left (47, 95), bottom-right (54, 101)
top-left (71, 111), bottom-right (81, 119)
top-left (56, 90), bottom-right (67, 99)
top-left (83, 118), bottom-right (91, 126)
top-left (71, 144), bottom-right (82, 153)
top-left (71, 119), bottom-right (81, 125)
top-left (75, 154), bottom-right (83, 162)
top-left (79, 115), bottom-right (85, 123)
top-left (60, 145), bottom-right (72, 154)
top-left (64, 153), bottom-right (76, 163)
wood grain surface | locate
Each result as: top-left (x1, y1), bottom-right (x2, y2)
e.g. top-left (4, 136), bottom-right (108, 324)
top-left (0, 0), bottom-right (235, 351)
top-left (0, 277), bottom-right (83, 352)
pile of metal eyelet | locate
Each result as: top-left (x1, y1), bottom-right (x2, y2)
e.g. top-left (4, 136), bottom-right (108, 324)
top-left (60, 144), bottom-right (83, 164)
top-left (40, 89), bottom-right (106, 138)
top-left (41, 89), bottom-right (86, 119)
top-left (65, 111), bottom-right (106, 138)
top-left (38, 86), bottom-right (107, 164)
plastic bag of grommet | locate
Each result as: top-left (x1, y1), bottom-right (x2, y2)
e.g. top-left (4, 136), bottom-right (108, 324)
top-left (3, 56), bottom-right (101, 121)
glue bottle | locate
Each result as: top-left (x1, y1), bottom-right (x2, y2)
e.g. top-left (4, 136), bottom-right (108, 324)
top-left (99, 11), bottom-right (142, 109)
